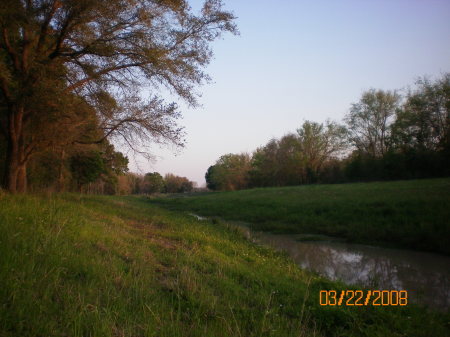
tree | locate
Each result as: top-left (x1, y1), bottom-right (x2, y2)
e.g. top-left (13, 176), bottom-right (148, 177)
top-left (164, 173), bottom-right (193, 193)
top-left (274, 134), bottom-right (302, 185)
top-left (142, 172), bottom-right (164, 194)
top-left (28, 139), bottom-right (127, 192)
top-left (247, 122), bottom-right (348, 187)
top-left (345, 89), bottom-right (400, 157)
top-left (296, 120), bottom-right (348, 182)
top-left (392, 74), bottom-right (450, 152)
top-left (69, 151), bottom-right (105, 190)
top-left (101, 142), bottom-right (129, 176)
top-left (248, 139), bottom-right (279, 187)
top-left (206, 153), bottom-right (251, 190)
top-left (205, 165), bottom-right (218, 190)
top-left (93, 142), bottom-right (129, 194)
top-left (122, 172), bottom-right (144, 194)
top-left (0, 0), bottom-right (237, 192)
top-left (116, 174), bottom-right (133, 195)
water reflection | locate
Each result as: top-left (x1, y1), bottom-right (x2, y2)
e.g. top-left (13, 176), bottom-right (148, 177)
top-left (252, 232), bottom-right (450, 310)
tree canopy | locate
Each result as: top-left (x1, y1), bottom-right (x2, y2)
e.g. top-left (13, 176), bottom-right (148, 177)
top-left (345, 89), bottom-right (400, 157)
top-left (0, 0), bottom-right (237, 192)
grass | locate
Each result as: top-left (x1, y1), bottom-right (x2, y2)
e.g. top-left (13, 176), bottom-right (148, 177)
top-left (153, 178), bottom-right (450, 254)
top-left (0, 193), bottom-right (449, 336)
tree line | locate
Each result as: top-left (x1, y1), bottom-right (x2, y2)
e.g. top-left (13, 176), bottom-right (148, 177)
top-left (206, 74), bottom-right (450, 190)
top-left (116, 172), bottom-right (195, 195)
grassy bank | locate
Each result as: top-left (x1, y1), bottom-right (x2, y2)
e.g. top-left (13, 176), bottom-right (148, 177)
top-left (153, 178), bottom-right (450, 254)
top-left (0, 193), bottom-right (449, 336)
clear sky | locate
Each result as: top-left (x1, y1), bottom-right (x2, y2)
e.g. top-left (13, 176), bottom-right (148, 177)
top-left (129, 0), bottom-right (450, 186)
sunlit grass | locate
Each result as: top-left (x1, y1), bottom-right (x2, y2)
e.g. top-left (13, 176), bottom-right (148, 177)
top-left (153, 178), bottom-right (450, 254)
top-left (0, 193), bottom-right (448, 336)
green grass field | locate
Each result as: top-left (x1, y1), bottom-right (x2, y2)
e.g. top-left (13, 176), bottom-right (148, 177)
top-left (0, 192), bottom-right (449, 336)
top-left (153, 178), bottom-right (450, 254)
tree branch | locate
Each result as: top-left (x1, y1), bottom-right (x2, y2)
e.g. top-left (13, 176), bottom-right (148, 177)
top-left (1, 29), bottom-right (21, 71)
top-left (49, 9), bottom-right (75, 59)
top-left (66, 62), bottom-right (145, 91)
top-left (0, 74), bottom-right (12, 106)
top-left (37, 0), bottom-right (62, 52)
top-left (73, 116), bottom-right (134, 145)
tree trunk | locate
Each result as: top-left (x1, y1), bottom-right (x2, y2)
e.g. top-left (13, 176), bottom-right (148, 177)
top-left (4, 144), bottom-right (28, 193)
top-left (57, 149), bottom-right (66, 192)
top-left (4, 137), bottom-right (19, 193)
top-left (16, 163), bottom-right (27, 193)
top-left (3, 105), bottom-right (27, 193)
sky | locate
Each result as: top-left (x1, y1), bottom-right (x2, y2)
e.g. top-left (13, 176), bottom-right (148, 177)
top-left (129, 0), bottom-right (450, 186)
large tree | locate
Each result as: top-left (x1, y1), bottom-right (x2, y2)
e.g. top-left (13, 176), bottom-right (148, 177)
top-left (345, 89), bottom-right (400, 157)
top-left (392, 74), bottom-right (450, 152)
top-left (248, 139), bottom-right (279, 187)
top-left (142, 171), bottom-right (164, 194)
top-left (274, 134), bottom-right (302, 185)
top-left (206, 153), bottom-right (251, 190)
top-left (296, 120), bottom-right (348, 182)
top-left (0, 0), bottom-right (236, 192)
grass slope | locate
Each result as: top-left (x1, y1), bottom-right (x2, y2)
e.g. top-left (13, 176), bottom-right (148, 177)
top-left (153, 178), bottom-right (450, 254)
top-left (0, 193), bottom-right (448, 336)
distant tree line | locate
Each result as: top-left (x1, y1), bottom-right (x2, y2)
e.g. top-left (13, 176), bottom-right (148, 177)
top-left (116, 172), bottom-right (195, 195)
top-left (206, 74), bottom-right (450, 190)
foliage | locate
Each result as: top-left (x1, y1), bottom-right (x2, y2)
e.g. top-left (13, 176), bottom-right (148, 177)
top-left (70, 151), bottom-right (105, 189)
top-left (206, 153), bottom-right (251, 190)
top-left (248, 139), bottom-right (281, 187)
top-left (209, 121), bottom-right (347, 190)
top-left (112, 171), bottom-right (195, 195)
top-left (296, 120), bottom-right (348, 183)
top-left (101, 143), bottom-right (129, 176)
top-left (0, 0), bottom-right (237, 192)
top-left (345, 89), bottom-right (401, 157)
top-left (26, 150), bottom-right (63, 191)
top-left (142, 172), bottom-right (165, 194)
top-left (273, 134), bottom-right (303, 185)
top-left (164, 173), bottom-right (194, 193)
top-left (205, 165), bottom-right (219, 190)
top-left (392, 74), bottom-right (450, 152)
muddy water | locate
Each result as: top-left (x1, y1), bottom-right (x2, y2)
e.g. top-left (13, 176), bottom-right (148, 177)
top-left (190, 213), bottom-right (450, 309)
top-left (251, 232), bottom-right (450, 310)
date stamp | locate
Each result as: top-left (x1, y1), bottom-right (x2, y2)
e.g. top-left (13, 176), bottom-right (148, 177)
top-left (320, 290), bottom-right (408, 306)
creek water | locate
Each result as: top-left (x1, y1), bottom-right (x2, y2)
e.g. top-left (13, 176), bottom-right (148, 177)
top-left (251, 231), bottom-right (450, 310)
top-left (190, 214), bottom-right (450, 310)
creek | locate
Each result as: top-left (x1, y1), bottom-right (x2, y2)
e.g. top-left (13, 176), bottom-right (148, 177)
top-left (190, 214), bottom-right (450, 310)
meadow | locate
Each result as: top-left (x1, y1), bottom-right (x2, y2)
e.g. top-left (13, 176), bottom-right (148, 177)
top-left (153, 178), bottom-right (450, 254)
top-left (0, 192), bottom-right (449, 336)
